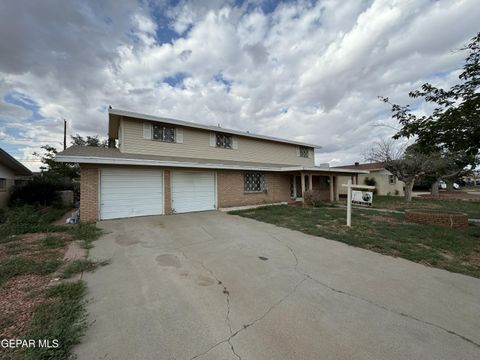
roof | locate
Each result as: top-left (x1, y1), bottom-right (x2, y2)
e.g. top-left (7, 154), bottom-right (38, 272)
top-left (0, 148), bottom-right (33, 176)
top-left (108, 108), bottom-right (320, 149)
top-left (55, 146), bottom-right (367, 174)
top-left (333, 162), bottom-right (385, 171)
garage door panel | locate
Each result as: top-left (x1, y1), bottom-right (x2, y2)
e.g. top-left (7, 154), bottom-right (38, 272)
top-left (100, 168), bottom-right (163, 220)
top-left (171, 171), bottom-right (216, 214)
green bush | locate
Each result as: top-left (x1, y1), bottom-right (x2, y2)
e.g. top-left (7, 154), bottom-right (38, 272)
top-left (9, 177), bottom-right (60, 207)
top-left (304, 190), bottom-right (324, 207)
top-left (364, 177), bottom-right (377, 194)
top-left (0, 206), bottom-right (66, 242)
top-left (364, 177), bottom-right (376, 186)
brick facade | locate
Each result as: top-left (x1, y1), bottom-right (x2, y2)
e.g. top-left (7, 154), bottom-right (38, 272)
top-left (405, 210), bottom-right (468, 228)
top-left (80, 166), bottom-right (99, 221)
top-left (79, 166), bottom-right (293, 220)
top-left (217, 170), bottom-right (291, 208)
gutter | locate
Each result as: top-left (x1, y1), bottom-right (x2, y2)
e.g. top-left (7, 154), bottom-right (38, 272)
top-left (55, 155), bottom-right (369, 174)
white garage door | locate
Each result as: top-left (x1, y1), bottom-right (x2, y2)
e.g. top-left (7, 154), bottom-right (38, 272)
top-left (171, 171), bottom-right (216, 213)
top-left (100, 168), bottom-right (163, 220)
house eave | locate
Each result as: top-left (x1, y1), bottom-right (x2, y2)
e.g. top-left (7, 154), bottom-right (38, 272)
top-left (55, 155), bottom-right (369, 174)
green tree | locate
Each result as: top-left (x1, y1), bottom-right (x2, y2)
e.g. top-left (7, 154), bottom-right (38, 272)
top-left (34, 145), bottom-right (79, 180)
top-left (36, 134), bottom-right (107, 180)
top-left (71, 134), bottom-right (108, 147)
top-left (381, 32), bottom-right (480, 164)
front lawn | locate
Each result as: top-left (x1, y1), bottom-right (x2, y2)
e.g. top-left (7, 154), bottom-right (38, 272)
top-left (230, 205), bottom-right (480, 278)
top-left (0, 206), bottom-right (103, 360)
top-left (370, 195), bottom-right (480, 219)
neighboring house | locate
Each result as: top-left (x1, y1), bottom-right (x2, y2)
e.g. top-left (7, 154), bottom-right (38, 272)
top-left (334, 162), bottom-right (405, 196)
top-left (55, 108), bottom-right (367, 221)
top-left (0, 148), bottom-right (33, 207)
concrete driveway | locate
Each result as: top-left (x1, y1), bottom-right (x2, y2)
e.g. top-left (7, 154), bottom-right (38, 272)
top-left (75, 211), bottom-right (480, 360)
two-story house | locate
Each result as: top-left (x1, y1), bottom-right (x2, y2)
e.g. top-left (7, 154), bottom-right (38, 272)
top-left (55, 108), bottom-right (367, 220)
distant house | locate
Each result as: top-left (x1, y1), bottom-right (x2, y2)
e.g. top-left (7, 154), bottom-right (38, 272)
top-left (0, 148), bottom-right (33, 207)
top-left (334, 162), bottom-right (405, 197)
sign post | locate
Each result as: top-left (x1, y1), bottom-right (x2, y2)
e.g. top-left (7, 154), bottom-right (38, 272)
top-left (342, 179), bottom-right (375, 227)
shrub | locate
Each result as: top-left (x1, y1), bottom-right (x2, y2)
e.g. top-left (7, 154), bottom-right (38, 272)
top-left (303, 189), bottom-right (324, 207)
top-left (9, 177), bottom-right (60, 207)
top-left (364, 177), bottom-right (376, 186)
top-left (0, 206), bottom-right (66, 242)
top-left (363, 177), bottom-right (378, 194)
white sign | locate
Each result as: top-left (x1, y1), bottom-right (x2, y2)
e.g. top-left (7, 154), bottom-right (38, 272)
top-left (351, 190), bottom-right (373, 206)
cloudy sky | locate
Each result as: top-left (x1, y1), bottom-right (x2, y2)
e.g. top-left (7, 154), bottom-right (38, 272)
top-left (0, 0), bottom-right (478, 171)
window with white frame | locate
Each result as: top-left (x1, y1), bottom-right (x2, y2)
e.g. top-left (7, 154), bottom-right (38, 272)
top-left (0, 178), bottom-right (6, 191)
top-left (299, 146), bottom-right (309, 158)
top-left (152, 124), bottom-right (176, 143)
top-left (388, 175), bottom-right (396, 184)
top-left (244, 172), bottom-right (266, 192)
top-left (216, 133), bottom-right (232, 149)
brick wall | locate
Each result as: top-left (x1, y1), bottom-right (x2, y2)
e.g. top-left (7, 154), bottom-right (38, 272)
top-left (80, 166), bottom-right (293, 219)
top-left (164, 169), bottom-right (172, 214)
top-left (405, 210), bottom-right (468, 228)
top-left (217, 170), bottom-right (291, 208)
top-left (80, 166), bottom-right (99, 221)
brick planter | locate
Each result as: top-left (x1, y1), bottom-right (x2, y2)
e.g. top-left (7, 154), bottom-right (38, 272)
top-left (405, 210), bottom-right (469, 228)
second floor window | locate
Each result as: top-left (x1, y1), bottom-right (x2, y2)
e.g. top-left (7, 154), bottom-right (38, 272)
top-left (299, 146), bottom-right (309, 158)
top-left (388, 175), bottom-right (396, 184)
top-left (216, 133), bottom-right (232, 149)
top-left (153, 124), bottom-right (175, 143)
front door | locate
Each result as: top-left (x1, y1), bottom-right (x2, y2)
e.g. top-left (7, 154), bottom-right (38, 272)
top-left (295, 175), bottom-right (302, 199)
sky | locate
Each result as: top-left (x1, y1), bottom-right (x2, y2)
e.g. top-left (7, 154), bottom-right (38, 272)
top-left (0, 0), bottom-right (479, 171)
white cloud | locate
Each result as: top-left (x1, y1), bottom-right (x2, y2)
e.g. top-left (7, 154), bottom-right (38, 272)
top-left (0, 0), bottom-right (478, 171)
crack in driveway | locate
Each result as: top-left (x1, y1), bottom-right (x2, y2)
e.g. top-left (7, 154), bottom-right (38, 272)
top-left (189, 275), bottom-right (308, 360)
top-left (271, 233), bottom-right (480, 349)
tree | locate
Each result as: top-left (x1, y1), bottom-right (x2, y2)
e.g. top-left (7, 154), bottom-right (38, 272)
top-left (71, 134), bottom-right (108, 147)
top-left (34, 145), bottom-right (79, 180)
top-left (35, 134), bottom-right (107, 180)
top-left (380, 32), bottom-right (480, 166)
top-left (365, 139), bottom-right (434, 202)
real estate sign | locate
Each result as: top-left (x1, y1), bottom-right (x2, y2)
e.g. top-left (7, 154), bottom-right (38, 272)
top-left (351, 190), bottom-right (373, 206)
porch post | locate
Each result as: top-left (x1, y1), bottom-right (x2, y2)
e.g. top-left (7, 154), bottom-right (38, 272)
top-left (329, 175), bottom-right (334, 202)
top-left (300, 172), bottom-right (306, 199)
top-left (356, 174), bottom-right (359, 185)
top-left (308, 174), bottom-right (313, 191)
top-left (334, 176), bottom-right (339, 201)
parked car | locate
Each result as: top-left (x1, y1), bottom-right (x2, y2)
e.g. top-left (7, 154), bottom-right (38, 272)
top-left (439, 180), bottom-right (460, 190)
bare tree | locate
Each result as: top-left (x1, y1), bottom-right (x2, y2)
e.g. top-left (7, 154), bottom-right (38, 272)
top-left (365, 139), bottom-right (433, 202)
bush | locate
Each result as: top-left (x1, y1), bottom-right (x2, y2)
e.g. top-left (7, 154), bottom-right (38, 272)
top-left (0, 206), bottom-right (66, 242)
top-left (303, 189), bottom-right (324, 207)
top-left (363, 177), bottom-right (378, 194)
top-left (9, 177), bottom-right (60, 207)
top-left (364, 177), bottom-right (376, 186)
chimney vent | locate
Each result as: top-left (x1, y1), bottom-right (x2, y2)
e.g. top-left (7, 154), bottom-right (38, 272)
top-left (354, 162), bottom-right (359, 167)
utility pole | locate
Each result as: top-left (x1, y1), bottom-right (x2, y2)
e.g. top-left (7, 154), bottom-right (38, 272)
top-left (63, 119), bottom-right (67, 150)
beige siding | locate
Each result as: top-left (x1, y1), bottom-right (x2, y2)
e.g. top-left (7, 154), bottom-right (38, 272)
top-left (121, 119), bottom-right (314, 166)
top-left (336, 170), bottom-right (405, 196)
